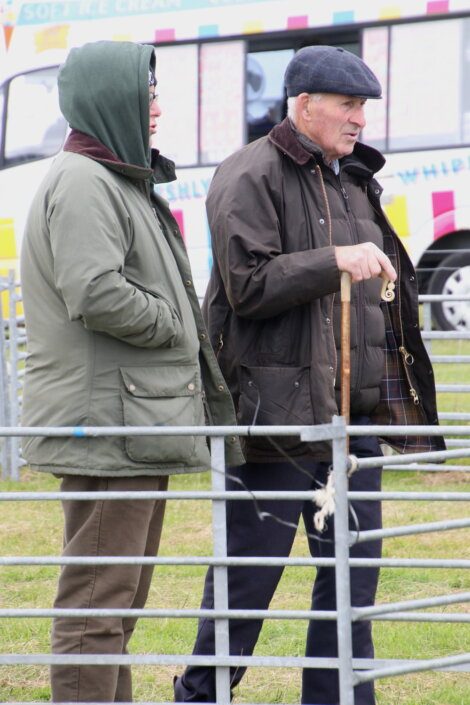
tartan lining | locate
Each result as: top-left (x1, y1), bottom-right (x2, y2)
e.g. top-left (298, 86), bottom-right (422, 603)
top-left (371, 233), bottom-right (435, 453)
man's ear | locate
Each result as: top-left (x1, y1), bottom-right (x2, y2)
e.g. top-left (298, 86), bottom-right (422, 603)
top-left (298, 93), bottom-right (312, 118)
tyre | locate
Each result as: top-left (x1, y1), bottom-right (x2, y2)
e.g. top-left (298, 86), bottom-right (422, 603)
top-left (428, 251), bottom-right (470, 331)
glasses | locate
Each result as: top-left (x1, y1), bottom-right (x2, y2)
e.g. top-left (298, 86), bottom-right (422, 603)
top-left (149, 92), bottom-right (159, 105)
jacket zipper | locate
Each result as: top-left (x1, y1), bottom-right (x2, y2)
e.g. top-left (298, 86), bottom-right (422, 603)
top-left (384, 224), bottom-right (420, 405)
top-left (395, 265), bottom-right (420, 407)
top-left (398, 344), bottom-right (419, 404)
top-left (370, 200), bottom-right (421, 406)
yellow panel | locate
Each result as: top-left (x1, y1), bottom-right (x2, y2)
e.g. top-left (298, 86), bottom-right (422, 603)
top-left (383, 195), bottom-right (410, 240)
top-left (379, 6), bottom-right (401, 19)
top-left (242, 22), bottom-right (264, 34)
top-left (1, 287), bottom-right (9, 319)
top-left (0, 218), bottom-right (16, 259)
top-left (34, 24), bottom-right (70, 53)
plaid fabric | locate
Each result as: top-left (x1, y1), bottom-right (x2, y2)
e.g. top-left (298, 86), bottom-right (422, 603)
top-left (371, 233), bottom-right (436, 453)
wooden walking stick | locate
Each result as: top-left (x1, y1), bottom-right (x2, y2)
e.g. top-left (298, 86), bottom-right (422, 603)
top-left (312, 273), bottom-right (351, 531)
top-left (313, 271), bottom-right (396, 531)
top-left (340, 272), bottom-right (352, 426)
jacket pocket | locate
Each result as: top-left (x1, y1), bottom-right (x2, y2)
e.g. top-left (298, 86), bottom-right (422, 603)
top-left (238, 365), bottom-right (313, 451)
top-left (120, 364), bottom-right (200, 463)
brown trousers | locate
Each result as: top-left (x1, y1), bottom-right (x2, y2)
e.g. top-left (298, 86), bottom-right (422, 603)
top-left (51, 474), bottom-right (168, 702)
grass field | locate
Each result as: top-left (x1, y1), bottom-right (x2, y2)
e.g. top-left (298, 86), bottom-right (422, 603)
top-left (0, 339), bottom-right (469, 703)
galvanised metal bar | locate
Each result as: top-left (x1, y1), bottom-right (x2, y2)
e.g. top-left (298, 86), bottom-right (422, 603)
top-left (419, 294), bottom-right (470, 302)
top-left (1, 489), bottom-right (468, 502)
top-left (431, 356), bottom-right (470, 363)
top-left (210, 436), bottom-right (231, 704)
top-left (1, 556), bottom-right (469, 573)
top-left (441, 438), bottom-right (470, 447)
top-left (332, 416), bottom-right (355, 705)
top-left (0, 420), bottom-right (468, 694)
top-left (0, 654), bottom-right (374, 668)
top-left (351, 448), bottom-right (470, 468)
top-left (350, 517), bottom-right (470, 543)
top-left (354, 653), bottom-right (470, 684)
top-left (387, 463), bottom-right (469, 472)
top-left (1, 556), bottom-right (469, 569)
top-left (439, 412), bottom-right (470, 419)
top-left (422, 331), bottom-right (470, 339)
top-left (348, 424), bottom-right (470, 436)
top-left (355, 592), bottom-right (470, 618)
top-left (1, 607), bottom-right (468, 623)
top-left (436, 384), bottom-right (470, 392)
top-left (0, 654), bottom-right (467, 672)
top-left (0, 423), bottom-right (342, 439)
top-left (362, 613), bottom-right (470, 623)
top-left (0, 607), bottom-right (336, 620)
top-left (347, 491), bottom-right (469, 501)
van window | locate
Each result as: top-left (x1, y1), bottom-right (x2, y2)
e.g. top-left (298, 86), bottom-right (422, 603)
top-left (4, 67), bottom-right (67, 167)
top-left (246, 49), bottom-right (293, 143)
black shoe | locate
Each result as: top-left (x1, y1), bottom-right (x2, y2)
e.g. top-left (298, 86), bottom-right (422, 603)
top-left (173, 675), bottom-right (203, 702)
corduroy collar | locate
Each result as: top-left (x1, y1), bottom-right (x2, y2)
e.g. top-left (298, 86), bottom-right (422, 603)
top-left (63, 129), bottom-right (176, 184)
top-left (268, 117), bottom-right (386, 176)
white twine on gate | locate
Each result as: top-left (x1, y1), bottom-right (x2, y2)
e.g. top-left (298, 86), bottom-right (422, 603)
top-left (311, 470), bottom-right (335, 532)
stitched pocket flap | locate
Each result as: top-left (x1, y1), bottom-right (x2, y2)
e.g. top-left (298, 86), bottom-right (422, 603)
top-left (120, 364), bottom-right (200, 398)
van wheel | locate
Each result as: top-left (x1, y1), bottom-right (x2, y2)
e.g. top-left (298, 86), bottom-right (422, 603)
top-left (429, 252), bottom-right (470, 331)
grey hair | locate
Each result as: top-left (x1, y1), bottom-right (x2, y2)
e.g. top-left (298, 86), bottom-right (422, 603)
top-left (287, 93), bottom-right (323, 123)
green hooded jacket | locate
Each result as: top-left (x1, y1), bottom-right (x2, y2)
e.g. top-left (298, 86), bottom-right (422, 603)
top-left (21, 41), bottom-right (243, 476)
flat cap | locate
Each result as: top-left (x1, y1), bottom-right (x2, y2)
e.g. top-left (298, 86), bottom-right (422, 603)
top-left (284, 45), bottom-right (382, 99)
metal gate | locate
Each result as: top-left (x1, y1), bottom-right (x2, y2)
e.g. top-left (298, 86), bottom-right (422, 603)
top-left (0, 419), bottom-right (468, 704)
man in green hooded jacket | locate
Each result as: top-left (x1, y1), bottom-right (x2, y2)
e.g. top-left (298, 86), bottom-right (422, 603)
top-left (21, 40), bottom-right (243, 702)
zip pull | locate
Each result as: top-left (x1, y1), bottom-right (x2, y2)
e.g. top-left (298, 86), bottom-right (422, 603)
top-left (341, 186), bottom-right (350, 211)
top-left (410, 387), bottom-right (420, 405)
top-left (217, 332), bottom-right (224, 354)
top-left (399, 345), bottom-right (414, 365)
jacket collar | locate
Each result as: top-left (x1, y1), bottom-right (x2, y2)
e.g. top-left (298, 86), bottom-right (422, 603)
top-left (268, 118), bottom-right (386, 177)
top-left (63, 130), bottom-right (176, 184)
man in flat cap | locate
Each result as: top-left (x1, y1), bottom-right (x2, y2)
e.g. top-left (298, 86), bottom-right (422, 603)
top-left (174, 45), bottom-right (442, 705)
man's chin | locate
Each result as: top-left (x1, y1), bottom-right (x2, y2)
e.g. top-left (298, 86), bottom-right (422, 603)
top-left (338, 142), bottom-right (356, 158)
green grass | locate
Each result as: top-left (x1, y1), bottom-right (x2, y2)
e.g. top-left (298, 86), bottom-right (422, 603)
top-left (0, 338), bottom-right (469, 703)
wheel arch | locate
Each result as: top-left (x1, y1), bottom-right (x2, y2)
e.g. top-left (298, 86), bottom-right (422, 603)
top-left (415, 229), bottom-right (470, 293)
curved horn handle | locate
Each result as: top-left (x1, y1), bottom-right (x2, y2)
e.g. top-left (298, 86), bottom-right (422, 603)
top-left (380, 274), bottom-right (396, 302)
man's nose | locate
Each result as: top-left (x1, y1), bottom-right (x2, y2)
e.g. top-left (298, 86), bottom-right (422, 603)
top-left (352, 106), bottom-right (366, 128)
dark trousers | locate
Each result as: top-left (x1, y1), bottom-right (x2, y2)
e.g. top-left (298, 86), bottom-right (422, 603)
top-left (177, 429), bottom-right (382, 705)
top-left (51, 474), bottom-right (168, 702)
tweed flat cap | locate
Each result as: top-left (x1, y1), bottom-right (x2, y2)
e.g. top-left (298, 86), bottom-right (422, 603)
top-left (284, 45), bottom-right (382, 99)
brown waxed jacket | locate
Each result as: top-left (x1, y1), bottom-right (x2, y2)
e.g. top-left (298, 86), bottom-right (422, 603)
top-left (202, 118), bottom-right (445, 462)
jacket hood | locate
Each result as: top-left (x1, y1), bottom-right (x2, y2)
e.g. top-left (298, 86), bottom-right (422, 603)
top-left (58, 41), bottom-right (155, 170)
